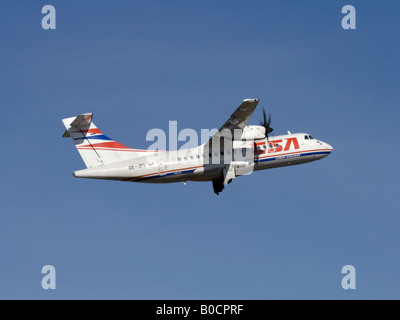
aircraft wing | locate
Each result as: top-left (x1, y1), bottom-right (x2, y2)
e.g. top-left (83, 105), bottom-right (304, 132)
top-left (205, 98), bottom-right (260, 150)
top-left (217, 98), bottom-right (260, 133)
top-left (205, 99), bottom-right (260, 195)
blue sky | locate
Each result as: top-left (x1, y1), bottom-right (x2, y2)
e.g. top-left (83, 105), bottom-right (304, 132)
top-left (0, 0), bottom-right (399, 299)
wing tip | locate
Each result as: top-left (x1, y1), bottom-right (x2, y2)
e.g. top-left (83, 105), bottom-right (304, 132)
top-left (243, 98), bottom-right (259, 102)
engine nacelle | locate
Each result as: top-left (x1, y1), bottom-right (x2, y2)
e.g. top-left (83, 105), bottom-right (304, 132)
top-left (239, 125), bottom-right (266, 140)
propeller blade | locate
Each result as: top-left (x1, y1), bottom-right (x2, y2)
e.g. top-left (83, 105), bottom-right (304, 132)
top-left (260, 108), bottom-right (273, 141)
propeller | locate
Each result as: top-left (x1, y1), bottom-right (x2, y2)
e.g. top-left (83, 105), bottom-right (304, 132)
top-left (260, 108), bottom-right (273, 142)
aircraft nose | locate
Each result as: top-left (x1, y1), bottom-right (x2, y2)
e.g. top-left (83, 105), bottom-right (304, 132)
top-left (325, 143), bottom-right (333, 153)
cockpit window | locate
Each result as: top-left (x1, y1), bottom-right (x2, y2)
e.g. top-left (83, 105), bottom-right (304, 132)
top-left (309, 135), bottom-right (315, 140)
top-left (305, 135), bottom-right (309, 140)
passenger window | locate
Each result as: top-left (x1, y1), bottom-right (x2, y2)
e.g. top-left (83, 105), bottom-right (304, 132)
top-left (184, 157), bottom-right (188, 160)
top-left (190, 156), bottom-right (194, 160)
top-left (178, 158), bottom-right (181, 161)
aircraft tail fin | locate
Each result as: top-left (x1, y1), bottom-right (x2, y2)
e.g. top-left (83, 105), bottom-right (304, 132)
top-left (62, 113), bottom-right (149, 168)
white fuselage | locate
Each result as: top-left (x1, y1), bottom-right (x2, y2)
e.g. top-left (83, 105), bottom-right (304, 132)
top-left (74, 133), bottom-right (333, 183)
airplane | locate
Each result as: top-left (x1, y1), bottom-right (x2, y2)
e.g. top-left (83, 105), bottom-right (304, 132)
top-left (62, 99), bottom-right (333, 194)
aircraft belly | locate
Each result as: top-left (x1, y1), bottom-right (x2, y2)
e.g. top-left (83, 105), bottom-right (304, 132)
top-left (136, 165), bottom-right (222, 183)
top-left (254, 151), bottom-right (327, 170)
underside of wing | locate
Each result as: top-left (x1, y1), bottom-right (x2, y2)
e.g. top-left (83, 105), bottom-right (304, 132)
top-left (204, 98), bottom-right (260, 152)
top-left (218, 99), bottom-right (260, 133)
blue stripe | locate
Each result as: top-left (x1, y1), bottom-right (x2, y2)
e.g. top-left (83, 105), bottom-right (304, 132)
top-left (256, 151), bottom-right (331, 164)
top-left (74, 135), bottom-right (113, 141)
top-left (135, 169), bottom-right (196, 182)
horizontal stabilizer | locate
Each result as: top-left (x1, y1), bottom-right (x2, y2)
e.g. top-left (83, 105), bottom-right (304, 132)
top-left (70, 113), bottom-right (93, 128)
top-left (62, 130), bottom-right (71, 138)
top-left (62, 113), bottom-right (93, 138)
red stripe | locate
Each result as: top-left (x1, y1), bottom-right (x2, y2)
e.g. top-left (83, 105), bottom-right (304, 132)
top-left (77, 146), bottom-right (161, 153)
top-left (70, 128), bottom-right (102, 134)
top-left (71, 128), bottom-right (102, 134)
top-left (86, 128), bottom-right (102, 134)
top-left (79, 141), bottom-right (132, 150)
top-left (77, 147), bottom-right (158, 152)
